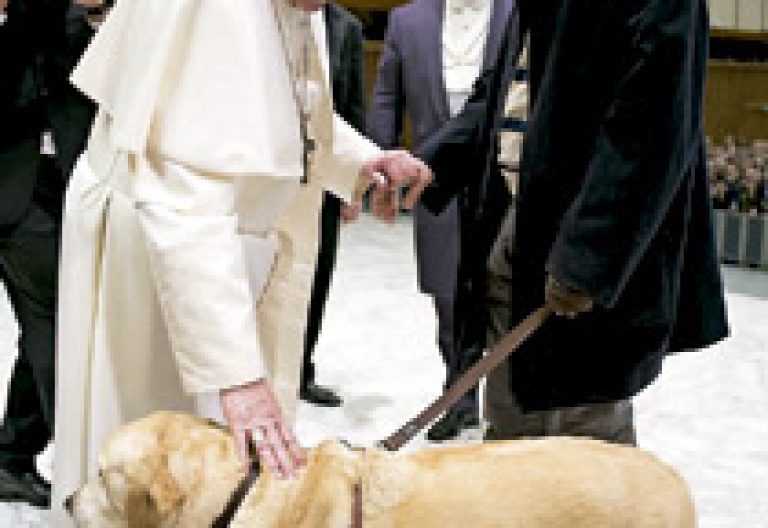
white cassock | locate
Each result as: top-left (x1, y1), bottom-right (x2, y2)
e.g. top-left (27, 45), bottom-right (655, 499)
top-left (49, 0), bottom-right (379, 525)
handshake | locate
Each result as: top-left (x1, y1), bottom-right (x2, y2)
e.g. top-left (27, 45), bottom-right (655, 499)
top-left (358, 150), bottom-right (433, 223)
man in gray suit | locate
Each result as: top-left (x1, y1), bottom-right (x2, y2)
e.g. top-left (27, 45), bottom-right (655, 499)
top-left (367, 0), bottom-right (514, 441)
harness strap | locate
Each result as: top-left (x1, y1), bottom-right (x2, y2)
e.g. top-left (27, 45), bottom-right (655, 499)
top-left (211, 464), bottom-right (261, 528)
top-left (351, 479), bottom-right (363, 528)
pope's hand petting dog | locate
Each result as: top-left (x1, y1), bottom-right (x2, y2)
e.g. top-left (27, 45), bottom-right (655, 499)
top-left (545, 275), bottom-right (594, 318)
top-left (220, 380), bottom-right (305, 479)
top-left (361, 150), bottom-right (433, 223)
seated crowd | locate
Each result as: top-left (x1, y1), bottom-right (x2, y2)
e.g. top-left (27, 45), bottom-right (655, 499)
top-left (708, 137), bottom-right (768, 214)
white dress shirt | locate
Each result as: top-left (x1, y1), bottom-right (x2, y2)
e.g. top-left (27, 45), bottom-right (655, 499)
top-left (442, 0), bottom-right (492, 116)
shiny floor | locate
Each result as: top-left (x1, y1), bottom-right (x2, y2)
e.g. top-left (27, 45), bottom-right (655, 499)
top-left (1, 214), bottom-right (767, 527)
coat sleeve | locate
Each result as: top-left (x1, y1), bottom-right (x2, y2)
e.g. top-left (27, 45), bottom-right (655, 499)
top-left (321, 113), bottom-right (380, 204)
top-left (366, 10), bottom-right (405, 149)
top-left (137, 159), bottom-right (267, 394)
top-left (546, 0), bottom-right (700, 309)
top-left (416, 7), bottom-right (521, 213)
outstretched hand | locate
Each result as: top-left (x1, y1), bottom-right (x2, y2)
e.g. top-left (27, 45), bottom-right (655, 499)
top-left (360, 150), bottom-right (433, 223)
top-left (220, 380), bottom-right (306, 478)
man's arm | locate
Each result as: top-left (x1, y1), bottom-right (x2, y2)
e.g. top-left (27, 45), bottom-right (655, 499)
top-left (415, 6), bottom-right (522, 214)
top-left (136, 160), bottom-right (306, 478)
top-left (546, 0), bottom-right (701, 309)
top-left (366, 10), bottom-right (405, 149)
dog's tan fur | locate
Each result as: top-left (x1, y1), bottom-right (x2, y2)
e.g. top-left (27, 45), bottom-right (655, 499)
top-left (69, 412), bottom-right (695, 527)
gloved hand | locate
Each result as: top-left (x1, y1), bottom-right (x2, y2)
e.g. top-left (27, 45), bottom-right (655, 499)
top-left (545, 275), bottom-right (594, 318)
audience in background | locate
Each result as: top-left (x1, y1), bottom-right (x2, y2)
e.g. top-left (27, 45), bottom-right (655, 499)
top-left (708, 137), bottom-right (768, 214)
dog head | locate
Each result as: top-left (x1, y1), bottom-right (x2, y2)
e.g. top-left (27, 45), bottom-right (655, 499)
top-left (68, 412), bottom-right (364, 528)
top-left (68, 412), bottom-right (242, 527)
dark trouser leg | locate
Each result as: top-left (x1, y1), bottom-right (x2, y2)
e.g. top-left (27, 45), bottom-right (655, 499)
top-left (450, 345), bottom-right (480, 417)
top-left (0, 204), bottom-right (58, 470)
top-left (485, 361), bottom-right (636, 446)
top-left (434, 293), bottom-right (478, 418)
top-left (428, 294), bottom-right (480, 441)
top-left (301, 193), bottom-right (342, 390)
top-left (433, 293), bottom-right (455, 383)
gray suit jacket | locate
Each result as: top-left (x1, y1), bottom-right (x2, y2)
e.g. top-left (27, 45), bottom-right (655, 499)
top-left (367, 0), bottom-right (514, 299)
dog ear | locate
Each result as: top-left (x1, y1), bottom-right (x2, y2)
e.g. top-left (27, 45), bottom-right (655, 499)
top-left (148, 466), bottom-right (182, 514)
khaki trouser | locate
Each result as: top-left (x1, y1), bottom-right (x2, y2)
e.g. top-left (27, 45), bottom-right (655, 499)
top-left (484, 206), bottom-right (636, 446)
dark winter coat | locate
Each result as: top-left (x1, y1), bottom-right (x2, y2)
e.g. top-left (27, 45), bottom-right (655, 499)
top-left (420, 0), bottom-right (729, 411)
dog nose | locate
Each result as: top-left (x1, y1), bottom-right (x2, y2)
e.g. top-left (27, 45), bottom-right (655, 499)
top-left (64, 493), bottom-right (75, 515)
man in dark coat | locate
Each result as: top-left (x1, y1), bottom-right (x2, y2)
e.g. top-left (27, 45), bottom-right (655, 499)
top-left (367, 0), bottom-right (515, 440)
top-left (416, 0), bottom-right (729, 443)
top-left (0, 0), bottom-right (97, 507)
top-left (300, 1), bottom-right (366, 407)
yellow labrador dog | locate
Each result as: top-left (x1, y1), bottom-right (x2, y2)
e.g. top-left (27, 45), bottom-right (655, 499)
top-left (68, 412), bottom-right (695, 527)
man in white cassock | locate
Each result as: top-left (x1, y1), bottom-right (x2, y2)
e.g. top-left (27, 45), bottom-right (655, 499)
top-left (50, 0), bottom-right (430, 524)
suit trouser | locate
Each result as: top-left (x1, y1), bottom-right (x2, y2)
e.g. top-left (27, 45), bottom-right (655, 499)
top-left (301, 192), bottom-right (342, 389)
top-left (0, 142), bottom-right (60, 470)
top-left (484, 206), bottom-right (636, 446)
top-left (415, 200), bottom-right (478, 416)
top-left (434, 293), bottom-right (478, 416)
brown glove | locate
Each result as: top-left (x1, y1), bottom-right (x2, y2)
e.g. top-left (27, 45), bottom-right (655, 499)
top-left (545, 275), bottom-right (594, 318)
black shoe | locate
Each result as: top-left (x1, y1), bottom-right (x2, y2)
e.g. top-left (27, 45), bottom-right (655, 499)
top-left (300, 382), bottom-right (343, 407)
top-left (427, 410), bottom-right (480, 442)
top-left (0, 465), bottom-right (51, 508)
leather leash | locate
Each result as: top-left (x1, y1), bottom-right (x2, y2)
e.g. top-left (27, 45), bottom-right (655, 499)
top-left (349, 305), bottom-right (552, 527)
top-left (216, 305), bottom-right (551, 527)
top-left (378, 304), bottom-right (552, 452)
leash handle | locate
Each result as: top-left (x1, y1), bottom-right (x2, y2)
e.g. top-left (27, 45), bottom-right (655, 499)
top-left (378, 304), bottom-right (553, 452)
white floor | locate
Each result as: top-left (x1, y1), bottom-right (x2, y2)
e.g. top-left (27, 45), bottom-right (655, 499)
top-left (1, 214), bottom-right (767, 527)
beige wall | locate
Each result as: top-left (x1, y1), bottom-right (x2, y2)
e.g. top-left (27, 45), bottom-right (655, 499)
top-left (738, 0), bottom-right (764, 31)
top-left (711, 0), bottom-right (738, 27)
top-left (764, 0), bottom-right (768, 29)
top-left (710, 0), bottom-right (768, 31)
